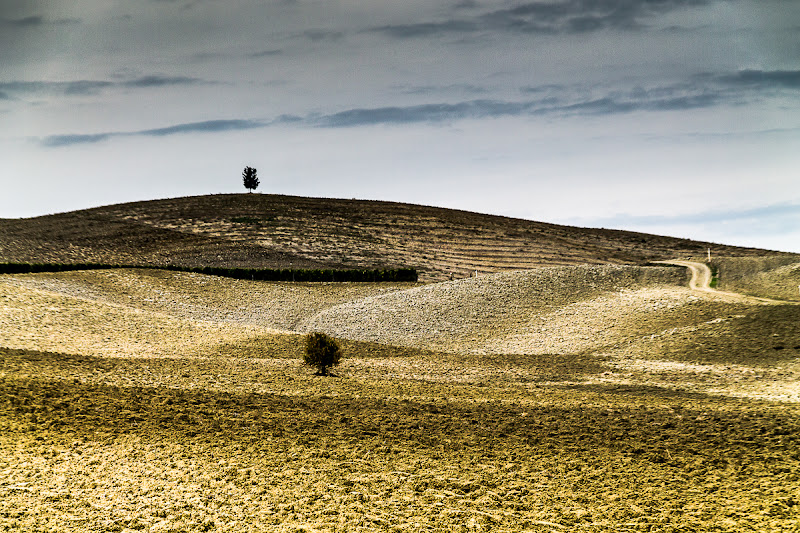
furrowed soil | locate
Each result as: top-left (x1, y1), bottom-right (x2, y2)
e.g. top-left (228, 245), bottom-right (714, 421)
top-left (1, 266), bottom-right (800, 532)
top-left (1, 194), bottom-right (789, 281)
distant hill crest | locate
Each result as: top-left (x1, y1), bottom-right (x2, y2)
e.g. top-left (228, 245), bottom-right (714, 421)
top-left (0, 193), bottom-right (788, 281)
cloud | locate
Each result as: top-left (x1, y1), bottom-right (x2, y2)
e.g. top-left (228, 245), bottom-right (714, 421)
top-left (0, 15), bottom-right (80, 27)
top-left (552, 88), bottom-right (723, 116)
top-left (40, 119), bottom-right (265, 147)
top-left (2, 15), bottom-right (44, 27)
top-left (0, 80), bottom-right (111, 96)
top-left (371, 0), bottom-right (716, 38)
top-left (41, 133), bottom-right (113, 147)
top-left (303, 29), bottom-right (345, 42)
top-left (396, 83), bottom-right (490, 95)
top-left (313, 83), bottom-right (732, 127)
top-left (312, 67), bottom-right (800, 126)
top-left (315, 100), bottom-right (539, 127)
top-left (122, 75), bottom-right (204, 88)
top-left (139, 119), bottom-right (263, 136)
top-left (0, 75), bottom-right (207, 97)
top-left (370, 20), bottom-right (478, 38)
top-left (36, 68), bottom-right (800, 145)
top-left (249, 49), bottom-right (283, 58)
top-left (716, 69), bottom-right (800, 89)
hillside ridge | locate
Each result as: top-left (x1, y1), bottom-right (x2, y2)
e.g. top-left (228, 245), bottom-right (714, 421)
top-left (0, 193), bottom-right (791, 281)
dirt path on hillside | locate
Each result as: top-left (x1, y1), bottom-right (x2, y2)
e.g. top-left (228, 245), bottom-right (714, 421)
top-left (658, 260), bottom-right (712, 290)
top-left (654, 260), bottom-right (793, 304)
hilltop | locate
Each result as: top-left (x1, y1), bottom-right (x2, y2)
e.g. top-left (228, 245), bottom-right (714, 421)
top-left (0, 193), bottom-right (786, 281)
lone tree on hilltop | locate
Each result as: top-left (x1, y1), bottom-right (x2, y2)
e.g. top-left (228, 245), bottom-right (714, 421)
top-left (242, 166), bottom-right (259, 192)
top-left (304, 332), bottom-right (342, 376)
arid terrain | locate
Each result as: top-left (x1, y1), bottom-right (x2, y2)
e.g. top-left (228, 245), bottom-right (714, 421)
top-left (0, 193), bottom-right (787, 281)
top-left (1, 195), bottom-right (799, 532)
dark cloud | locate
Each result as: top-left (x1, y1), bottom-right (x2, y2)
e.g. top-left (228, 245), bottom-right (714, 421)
top-left (272, 114), bottom-right (304, 124)
top-left (303, 29), bottom-right (345, 42)
top-left (557, 97), bottom-right (639, 115)
top-left (139, 119), bottom-right (263, 136)
top-left (315, 100), bottom-right (538, 127)
top-left (151, 0), bottom-right (202, 9)
top-left (41, 133), bottom-right (113, 148)
top-left (315, 69), bottom-right (797, 126)
top-left (397, 83), bottom-right (490, 95)
top-left (36, 68), bottom-right (800, 145)
top-left (370, 20), bottom-right (478, 38)
top-left (122, 75), bottom-right (204, 88)
top-left (314, 84), bottom-right (731, 127)
top-left (3, 15), bottom-right (44, 27)
top-left (372, 0), bottom-right (715, 38)
top-left (552, 88), bottom-right (722, 115)
top-left (643, 92), bottom-right (721, 111)
top-left (0, 15), bottom-right (80, 27)
top-left (40, 119), bottom-right (265, 147)
top-left (0, 76), bottom-right (207, 97)
top-left (716, 69), bottom-right (800, 89)
top-left (0, 80), bottom-right (112, 96)
top-left (249, 49), bottom-right (283, 58)
top-left (62, 81), bottom-right (114, 95)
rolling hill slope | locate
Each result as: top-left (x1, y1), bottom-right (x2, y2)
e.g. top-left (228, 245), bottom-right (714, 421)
top-left (2, 195), bottom-right (800, 532)
top-left (0, 193), bottom-right (787, 281)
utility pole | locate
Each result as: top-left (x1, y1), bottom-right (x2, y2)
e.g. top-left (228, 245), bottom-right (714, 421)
top-left (707, 248), bottom-right (711, 263)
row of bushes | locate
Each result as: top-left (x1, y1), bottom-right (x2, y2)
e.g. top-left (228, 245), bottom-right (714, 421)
top-left (0, 262), bottom-right (418, 282)
top-left (0, 263), bottom-right (120, 274)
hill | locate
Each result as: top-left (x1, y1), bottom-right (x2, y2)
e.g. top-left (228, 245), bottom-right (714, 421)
top-left (0, 193), bottom-right (788, 281)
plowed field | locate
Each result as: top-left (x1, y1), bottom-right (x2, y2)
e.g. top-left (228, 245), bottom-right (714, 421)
top-left (1, 266), bottom-right (799, 532)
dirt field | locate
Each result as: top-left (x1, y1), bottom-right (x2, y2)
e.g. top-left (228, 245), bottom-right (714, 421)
top-left (1, 266), bottom-right (799, 532)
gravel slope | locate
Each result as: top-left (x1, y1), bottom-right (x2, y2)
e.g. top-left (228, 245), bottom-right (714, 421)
top-left (3, 264), bottom-right (798, 401)
top-left (1, 268), bottom-right (416, 330)
top-left (300, 265), bottom-right (689, 353)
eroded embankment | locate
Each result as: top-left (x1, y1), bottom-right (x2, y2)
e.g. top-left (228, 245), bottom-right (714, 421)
top-left (714, 256), bottom-right (800, 301)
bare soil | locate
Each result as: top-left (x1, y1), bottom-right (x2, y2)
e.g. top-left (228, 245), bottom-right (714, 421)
top-left (1, 264), bottom-right (800, 531)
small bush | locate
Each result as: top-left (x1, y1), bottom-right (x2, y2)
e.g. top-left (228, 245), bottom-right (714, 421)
top-left (304, 332), bottom-right (342, 376)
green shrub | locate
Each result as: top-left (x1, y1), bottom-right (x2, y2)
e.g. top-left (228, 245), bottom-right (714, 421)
top-left (304, 332), bottom-right (342, 376)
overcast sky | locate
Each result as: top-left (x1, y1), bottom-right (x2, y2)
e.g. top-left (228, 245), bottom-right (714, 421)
top-left (2, 0), bottom-right (799, 252)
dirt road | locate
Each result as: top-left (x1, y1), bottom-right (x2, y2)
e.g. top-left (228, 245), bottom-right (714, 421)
top-left (654, 260), bottom-right (797, 306)
top-left (653, 260), bottom-right (713, 290)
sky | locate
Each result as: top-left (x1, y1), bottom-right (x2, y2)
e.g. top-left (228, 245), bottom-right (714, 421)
top-left (1, 0), bottom-right (799, 253)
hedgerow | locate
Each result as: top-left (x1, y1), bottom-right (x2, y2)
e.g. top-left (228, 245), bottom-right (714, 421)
top-left (0, 263), bottom-right (418, 282)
